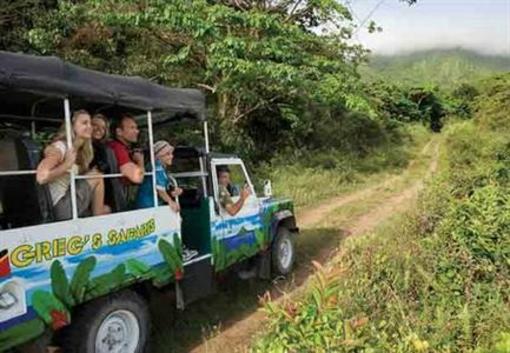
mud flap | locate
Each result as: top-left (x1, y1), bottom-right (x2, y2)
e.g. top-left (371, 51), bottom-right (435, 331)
top-left (180, 257), bottom-right (216, 306)
top-left (175, 280), bottom-right (185, 310)
top-left (256, 249), bottom-right (272, 280)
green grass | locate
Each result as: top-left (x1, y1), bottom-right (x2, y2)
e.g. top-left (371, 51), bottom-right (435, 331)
top-left (251, 212), bottom-right (418, 352)
top-left (251, 120), bottom-right (510, 353)
top-left (267, 124), bottom-right (431, 208)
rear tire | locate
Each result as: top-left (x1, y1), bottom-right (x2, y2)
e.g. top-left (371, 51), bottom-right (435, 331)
top-left (61, 290), bottom-right (150, 353)
top-left (271, 227), bottom-right (296, 276)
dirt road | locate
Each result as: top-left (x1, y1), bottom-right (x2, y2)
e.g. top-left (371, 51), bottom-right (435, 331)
top-left (186, 139), bottom-right (440, 353)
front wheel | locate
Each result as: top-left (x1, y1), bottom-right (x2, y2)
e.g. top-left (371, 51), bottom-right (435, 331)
top-left (61, 290), bottom-right (150, 353)
top-left (271, 227), bottom-right (296, 276)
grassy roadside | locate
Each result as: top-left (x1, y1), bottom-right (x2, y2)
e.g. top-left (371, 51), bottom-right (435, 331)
top-left (298, 134), bottom-right (438, 233)
top-left (250, 120), bottom-right (510, 353)
top-left (297, 131), bottom-right (437, 255)
top-left (265, 124), bottom-right (431, 209)
top-left (250, 211), bottom-right (425, 353)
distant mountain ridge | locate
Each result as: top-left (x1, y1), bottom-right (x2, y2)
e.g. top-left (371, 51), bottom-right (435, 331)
top-left (361, 48), bottom-right (510, 87)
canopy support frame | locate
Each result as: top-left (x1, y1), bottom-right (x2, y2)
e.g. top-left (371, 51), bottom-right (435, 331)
top-left (203, 121), bottom-right (210, 154)
top-left (64, 98), bottom-right (78, 220)
top-left (147, 111), bottom-right (158, 208)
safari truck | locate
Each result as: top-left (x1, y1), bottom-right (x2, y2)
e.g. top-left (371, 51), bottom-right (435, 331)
top-left (0, 51), bottom-right (298, 352)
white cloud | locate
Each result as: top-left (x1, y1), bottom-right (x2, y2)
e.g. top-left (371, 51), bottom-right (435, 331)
top-left (350, 0), bottom-right (510, 56)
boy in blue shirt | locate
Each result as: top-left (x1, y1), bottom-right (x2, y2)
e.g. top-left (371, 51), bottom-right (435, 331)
top-left (136, 140), bottom-right (182, 211)
top-left (136, 140), bottom-right (198, 261)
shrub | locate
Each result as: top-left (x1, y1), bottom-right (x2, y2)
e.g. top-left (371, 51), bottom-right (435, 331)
top-left (474, 73), bottom-right (510, 132)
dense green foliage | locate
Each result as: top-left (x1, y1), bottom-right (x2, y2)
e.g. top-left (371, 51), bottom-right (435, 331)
top-left (365, 81), bottom-right (446, 131)
top-left (1, 0), bottom-right (423, 165)
top-left (474, 74), bottom-right (510, 132)
top-left (252, 74), bottom-right (510, 352)
top-left (362, 49), bottom-right (510, 130)
top-left (265, 123), bottom-right (429, 207)
top-left (362, 48), bottom-right (510, 88)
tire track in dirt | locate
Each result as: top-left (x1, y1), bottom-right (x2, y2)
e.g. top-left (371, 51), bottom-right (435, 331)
top-left (348, 141), bottom-right (439, 236)
top-left (297, 138), bottom-right (434, 229)
top-left (188, 140), bottom-right (440, 353)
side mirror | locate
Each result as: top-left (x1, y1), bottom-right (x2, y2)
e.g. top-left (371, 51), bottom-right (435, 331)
top-left (263, 179), bottom-right (272, 198)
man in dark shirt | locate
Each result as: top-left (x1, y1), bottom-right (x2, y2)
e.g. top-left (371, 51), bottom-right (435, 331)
top-left (108, 114), bottom-right (145, 185)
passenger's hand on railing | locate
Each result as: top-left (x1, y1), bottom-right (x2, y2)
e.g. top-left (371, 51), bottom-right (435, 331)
top-left (171, 187), bottom-right (183, 198)
top-left (132, 150), bottom-right (144, 165)
top-left (63, 148), bottom-right (77, 170)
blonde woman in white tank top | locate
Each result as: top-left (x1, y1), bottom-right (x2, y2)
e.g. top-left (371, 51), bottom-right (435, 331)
top-left (36, 110), bottom-right (110, 220)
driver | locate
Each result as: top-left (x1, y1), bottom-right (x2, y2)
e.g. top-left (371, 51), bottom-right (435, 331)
top-left (217, 166), bottom-right (251, 216)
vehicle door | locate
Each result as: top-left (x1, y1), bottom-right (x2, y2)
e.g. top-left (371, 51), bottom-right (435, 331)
top-left (210, 158), bottom-right (263, 271)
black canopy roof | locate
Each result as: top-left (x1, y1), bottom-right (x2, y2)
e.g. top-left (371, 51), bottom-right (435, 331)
top-left (0, 51), bottom-right (206, 119)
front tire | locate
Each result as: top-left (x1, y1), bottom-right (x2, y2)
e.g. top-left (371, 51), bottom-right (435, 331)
top-left (61, 290), bottom-right (150, 353)
top-left (271, 227), bottom-right (296, 276)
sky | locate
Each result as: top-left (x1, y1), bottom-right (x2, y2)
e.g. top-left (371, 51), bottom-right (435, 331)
top-left (348, 0), bottom-right (510, 56)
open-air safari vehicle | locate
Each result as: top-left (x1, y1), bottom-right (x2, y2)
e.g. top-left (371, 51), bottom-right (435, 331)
top-left (0, 51), bottom-right (298, 352)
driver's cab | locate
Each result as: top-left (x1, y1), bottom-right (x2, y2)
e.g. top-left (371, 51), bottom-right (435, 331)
top-left (209, 157), bottom-right (263, 267)
top-left (210, 156), bottom-right (259, 219)
top-left (169, 148), bottom-right (264, 272)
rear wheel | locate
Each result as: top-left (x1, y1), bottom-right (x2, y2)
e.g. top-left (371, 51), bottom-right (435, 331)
top-left (61, 290), bottom-right (150, 353)
top-left (271, 227), bottom-right (295, 276)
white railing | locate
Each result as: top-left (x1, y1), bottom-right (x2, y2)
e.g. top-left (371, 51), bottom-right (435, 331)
top-left (172, 171), bottom-right (208, 178)
top-left (74, 172), bottom-right (154, 180)
top-left (0, 170), bottom-right (36, 176)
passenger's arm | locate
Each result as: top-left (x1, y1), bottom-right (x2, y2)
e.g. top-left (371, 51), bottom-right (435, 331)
top-left (224, 186), bottom-right (251, 216)
top-left (119, 162), bottom-right (144, 184)
top-left (225, 199), bottom-right (245, 216)
top-left (36, 145), bottom-right (75, 185)
top-left (157, 189), bottom-right (180, 212)
top-left (170, 187), bottom-right (183, 198)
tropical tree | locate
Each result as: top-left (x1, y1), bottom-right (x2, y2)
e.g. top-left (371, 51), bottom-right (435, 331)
top-left (2, 0), bottom-right (418, 161)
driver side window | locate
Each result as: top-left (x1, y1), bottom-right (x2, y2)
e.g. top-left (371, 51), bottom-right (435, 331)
top-left (215, 164), bottom-right (245, 196)
top-left (215, 163), bottom-right (253, 216)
